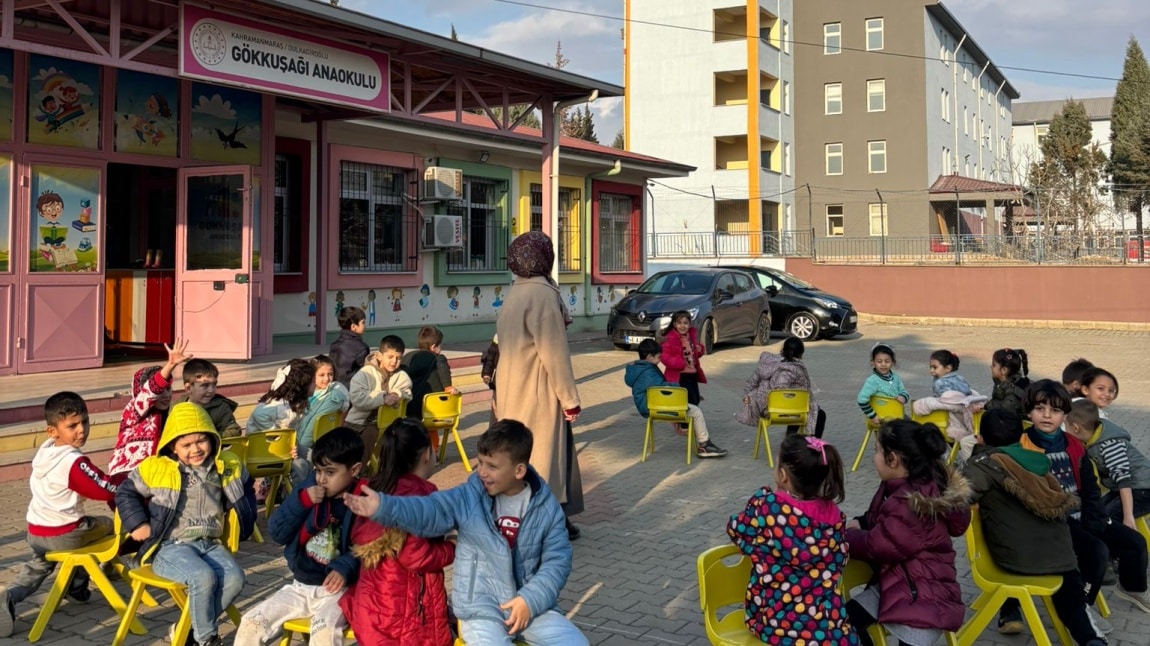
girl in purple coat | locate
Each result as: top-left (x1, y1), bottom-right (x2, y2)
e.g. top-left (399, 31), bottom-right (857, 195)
top-left (845, 419), bottom-right (972, 646)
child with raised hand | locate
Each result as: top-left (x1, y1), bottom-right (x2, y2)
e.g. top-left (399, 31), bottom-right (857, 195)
top-left (856, 343), bottom-right (908, 421)
top-left (984, 347), bottom-right (1030, 419)
top-left (291, 355), bottom-right (350, 485)
top-left (0, 392), bottom-right (119, 637)
top-left (235, 428), bottom-right (366, 646)
top-left (1078, 367), bottom-right (1118, 419)
top-left (343, 420), bottom-right (587, 646)
top-left (108, 338), bottom-right (193, 479)
top-left (659, 310), bottom-right (707, 407)
top-left (1066, 400), bottom-right (1150, 530)
top-left (245, 358), bottom-right (315, 434)
top-left (845, 419), bottom-right (971, 646)
top-left (340, 418), bottom-right (455, 645)
top-left (727, 435), bottom-right (854, 644)
top-left (115, 402), bottom-right (256, 646)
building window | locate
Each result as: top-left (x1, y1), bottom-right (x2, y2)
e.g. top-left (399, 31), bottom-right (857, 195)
top-left (963, 107), bottom-right (969, 135)
top-left (826, 205), bottom-right (844, 236)
top-left (783, 143), bottom-right (791, 176)
top-left (941, 45), bottom-right (948, 65)
top-left (782, 21), bottom-right (790, 54)
top-left (868, 140), bottom-right (887, 174)
top-left (942, 147), bottom-right (949, 174)
top-left (273, 153), bottom-right (301, 274)
top-left (338, 160), bottom-right (417, 273)
top-left (825, 143), bottom-right (843, 175)
top-left (867, 79), bottom-right (885, 112)
top-left (963, 66), bottom-right (969, 84)
top-left (824, 23), bottom-right (841, 55)
top-left (529, 184), bottom-right (582, 271)
top-left (865, 18), bottom-right (884, 51)
top-left (783, 81), bottom-right (791, 114)
top-left (444, 176), bottom-right (509, 272)
top-left (598, 192), bottom-right (639, 272)
top-left (868, 203), bottom-right (888, 236)
top-left (824, 83), bottom-right (842, 115)
top-left (941, 89), bottom-right (950, 122)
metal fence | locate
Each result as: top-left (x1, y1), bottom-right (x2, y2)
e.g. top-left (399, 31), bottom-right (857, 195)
top-left (648, 230), bottom-right (813, 258)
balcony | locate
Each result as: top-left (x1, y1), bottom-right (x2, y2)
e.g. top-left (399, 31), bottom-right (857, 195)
top-left (715, 135), bottom-right (749, 170)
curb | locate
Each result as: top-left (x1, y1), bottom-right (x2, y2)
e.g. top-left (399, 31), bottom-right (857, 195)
top-left (858, 313), bottom-right (1150, 332)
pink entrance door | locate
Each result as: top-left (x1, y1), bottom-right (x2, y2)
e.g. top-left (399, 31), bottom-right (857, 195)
top-left (176, 167), bottom-right (253, 361)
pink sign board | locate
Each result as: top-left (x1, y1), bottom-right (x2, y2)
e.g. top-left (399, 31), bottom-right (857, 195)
top-left (180, 5), bottom-right (390, 113)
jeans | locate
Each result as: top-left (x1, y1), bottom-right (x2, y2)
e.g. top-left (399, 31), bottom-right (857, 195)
top-left (1103, 488), bottom-right (1150, 523)
top-left (234, 579), bottom-right (346, 646)
top-left (151, 539), bottom-right (245, 644)
top-left (459, 610), bottom-right (588, 646)
top-left (7, 516), bottom-right (112, 603)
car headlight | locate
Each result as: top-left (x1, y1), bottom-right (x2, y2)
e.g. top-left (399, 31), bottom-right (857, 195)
top-left (814, 298), bottom-right (839, 310)
top-left (687, 307), bottom-right (700, 320)
top-left (654, 316), bottom-right (672, 330)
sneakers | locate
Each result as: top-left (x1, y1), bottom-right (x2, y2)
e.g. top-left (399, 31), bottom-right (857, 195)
top-left (1116, 585), bottom-right (1150, 614)
top-left (0, 588), bottom-right (14, 638)
top-left (565, 519), bottom-right (581, 541)
top-left (996, 607), bottom-right (1024, 634)
top-left (696, 441), bottom-right (728, 458)
top-left (1086, 604), bottom-right (1113, 635)
top-left (168, 623), bottom-right (194, 646)
top-left (196, 635), bottom-right (223, 646)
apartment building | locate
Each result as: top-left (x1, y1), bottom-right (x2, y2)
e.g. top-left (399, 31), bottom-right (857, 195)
top-left (625, 1), bottom-right (795, 250)
top-left (794, 1), bottom-right (1019, 239)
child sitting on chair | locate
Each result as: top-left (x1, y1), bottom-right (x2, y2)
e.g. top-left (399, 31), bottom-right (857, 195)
top-left (115, 403), bottom-right (256, 646)
top-left (624, 339), bottom-right (727, 459)
top-left (346, 335), bottom-right (413, 464)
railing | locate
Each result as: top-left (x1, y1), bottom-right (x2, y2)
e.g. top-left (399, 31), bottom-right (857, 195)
top-left (648, 230), bottom-right (812, 258)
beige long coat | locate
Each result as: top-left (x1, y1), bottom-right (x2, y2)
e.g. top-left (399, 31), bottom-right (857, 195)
top-left (495, 276), bottom-right (582, 511)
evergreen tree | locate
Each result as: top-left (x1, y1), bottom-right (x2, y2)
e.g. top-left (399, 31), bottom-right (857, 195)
top-left (1029, 100), bottom-right (1108, 235)
top-left (612, 128), bottom-right (625, 149)
top-left (450, 23), bottom-right (458, 41)
top-left (1109, 37), bottom-right (1150, 259)
top-left (565, 105), bottom-right (599, 143)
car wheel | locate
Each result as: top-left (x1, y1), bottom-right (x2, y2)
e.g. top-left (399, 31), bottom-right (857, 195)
top-left (787, 312), bottom-right (819, 341)
top-left (751, 312), bottom-right (772, 346)
top-left (700, 318), bottom-right (715, 355)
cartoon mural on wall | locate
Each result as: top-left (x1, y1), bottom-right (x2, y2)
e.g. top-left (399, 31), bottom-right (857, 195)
top-left (0, 155), bottom-right (9, 271)
top-left (568, 285), bottom-right (578, 307)
top-left (472, 287), bottom-right (482, 309)
top-left (390, 287), bottom-right (404, 321)
top-left (115, 70), bottom-right (178, 156)
top-left (190, 82), bottom-right (261, 165)
top-left (305, 292), bottom-right (317, 327)
top-left (334, 290), bottom-right (345, 318)
top-left (30, 165), bottom-right (100, 272)
top-left (28, 55), bottom-right (100, 149)
top-left (446, 286), bottom-right (459, 313)
top-left (492, 285), bottom-right (504, 309)
top-left (0, 49), bottom-right (13, 143)
top-left (366, 289), bottom-right (377, 325)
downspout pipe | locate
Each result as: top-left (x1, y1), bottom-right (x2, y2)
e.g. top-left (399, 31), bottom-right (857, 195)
top-left (550, 90), bottom-right (599, 284)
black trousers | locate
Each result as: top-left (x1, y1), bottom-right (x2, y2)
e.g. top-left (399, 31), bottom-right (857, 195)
top-left (787, 408), bottom-right (827, 438)
top-left (1000, 568), bottom-right (1101, 645)
top-left (677, 372), bottom-right (701, 406)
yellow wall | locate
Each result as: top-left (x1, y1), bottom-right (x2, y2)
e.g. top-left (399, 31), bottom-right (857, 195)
top-left (517, 171), bottom-right (584, 279)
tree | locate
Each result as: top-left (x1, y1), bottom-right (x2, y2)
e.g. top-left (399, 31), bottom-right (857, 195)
top-left (564, 105), bottom-right (598, 143)
top-left (612, 128), bottom-right (625, 149)
top-left (1109, 37), bottom-right (1150, 260)
top-left (1028, 100), bottom-right (1108, 237)
top-left (453, 27), bottom-right (541, 130)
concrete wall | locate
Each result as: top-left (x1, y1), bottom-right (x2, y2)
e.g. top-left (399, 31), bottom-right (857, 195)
top-left (785, 258), bottom-right (1150, 323)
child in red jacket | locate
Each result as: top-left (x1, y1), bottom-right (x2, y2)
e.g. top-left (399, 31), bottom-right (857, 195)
top-left (659, 311), bottom-right (706, 406)
top-left (340, 418), bottom-right (455, 645)
top-left (107, 339), bottom-right (192, 480)
top-left (845, 419), bottom-right (971, 646)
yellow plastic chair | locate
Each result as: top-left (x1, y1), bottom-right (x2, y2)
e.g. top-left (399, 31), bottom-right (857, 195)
top-left (696, 544), bottom-right (758, 645)
top-left (839, 560), bottom-right (958, 646)
top-left (366, 399), bottom-right (409, 474)
top-left (852, 396), bottom-right (904, 472)
top-left (312, 410), bottom-right (344, 443)
top-left (246, 429), bottom-right (297, 520)
top-left (643, 386), bottom-right (696, 465)
top-left (111, 510), bottom-right (244, 646)
top-left (453, 620), bottom-right (528, 646)
top-left (753, 389), bottom-right (810, 467)
top-left (219, 436), bottom-right (248, 463)
top-left (422, 393), bottom-right (470, 471)
top-left (1138, 515), bottom-right (1150, 552)
top-left (911, 408), bottom-right (959, 465)
top-left (955, 505), bottom-right (1071, 646)
top-left (278, 617), bottom-right (355, 645)
top-left (27, 512), bottom-right (155, 642)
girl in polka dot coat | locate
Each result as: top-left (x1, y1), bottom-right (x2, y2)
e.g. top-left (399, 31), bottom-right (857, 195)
top-left (727, 435), bottom-right (857, 645)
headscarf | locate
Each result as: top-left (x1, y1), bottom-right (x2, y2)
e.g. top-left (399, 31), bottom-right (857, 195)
top-left (507, 231), bottom-right (555, 278)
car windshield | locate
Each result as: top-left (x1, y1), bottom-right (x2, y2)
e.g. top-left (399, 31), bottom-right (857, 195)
top-left (772, 270), bottom-right (816, 289)
top-left (637, 272), bottom-right (712, 295)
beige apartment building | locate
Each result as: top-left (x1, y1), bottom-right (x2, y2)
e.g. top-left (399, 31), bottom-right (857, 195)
top-left (794, 1), bottom-right (1020, 241)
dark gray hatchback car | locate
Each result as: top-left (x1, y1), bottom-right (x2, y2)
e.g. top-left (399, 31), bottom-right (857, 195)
top-left (606, 268), bottom-right (772, 353)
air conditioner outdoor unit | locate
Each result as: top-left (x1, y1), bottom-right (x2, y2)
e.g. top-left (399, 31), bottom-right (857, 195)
top-left (423, 215), bottom-right (464, 248)
top-left (422, 166), bottom-right (463, 201)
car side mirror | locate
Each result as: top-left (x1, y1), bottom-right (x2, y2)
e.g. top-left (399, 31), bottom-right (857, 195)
top-left (765, 285), bottom-right (779, 297)
top-left (714, 289), bottom-right (733, 302)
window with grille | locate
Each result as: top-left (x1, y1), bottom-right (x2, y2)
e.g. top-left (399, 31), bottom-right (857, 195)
top-left (338, 161), bottom-right (417, 273)
top-left (598, 193), bottom-right (639, 273)
top-left (529, 183), bottom-right (582, 272)
top-left (273, 153), bottom-right (301, 273)
top-left (445, 176), bottom-right (509, 272)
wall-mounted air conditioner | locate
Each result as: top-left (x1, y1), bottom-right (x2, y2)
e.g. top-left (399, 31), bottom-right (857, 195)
top-left (422, 166), bottom-right (463, 201)
top-left (423, 215), bottom-right (463, 248)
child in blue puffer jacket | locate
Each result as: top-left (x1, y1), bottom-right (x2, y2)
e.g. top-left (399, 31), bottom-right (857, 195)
top-left (344, 420), bottom-right (586, 646)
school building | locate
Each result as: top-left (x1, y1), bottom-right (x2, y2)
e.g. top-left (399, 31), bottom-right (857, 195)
top-left (0, 0), bottom-right (692, 376)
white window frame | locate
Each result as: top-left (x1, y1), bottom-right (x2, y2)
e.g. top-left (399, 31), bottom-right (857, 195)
top-left (867, 79), bottom-right (886, 112)
top-left (825, 143), bottom-right (843, 176)
top-left (782, 21), bottom-right (790, 54)
top-left (963, 107), bottom-right (969, 135)
top-left (783, 142), bottom-right (791, 176)
top-left (868, 203), bottom-right (888, 237)
top-left (826, 205), bottom-right (844, 236)
top-left (824, 82), bottom-right (842, 115)
top-left (868, 140), bottom-right (887, 174)
top-left (824, 23), bottom-right (841, 55)
top-left (865, 18), bottom-right (884, 51)
top-left (783, 81), bottom-right (791, 114)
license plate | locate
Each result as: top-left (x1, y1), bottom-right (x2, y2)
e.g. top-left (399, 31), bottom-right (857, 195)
top-left (849, 315), bottom-right (858, 323)
top-left (624, 335), bottom-right (646, 345)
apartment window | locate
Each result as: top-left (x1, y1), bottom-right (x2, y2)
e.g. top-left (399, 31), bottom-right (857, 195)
top-left (941, 45), bottom-right (949, 66)
top-left (1035, 124), bottom-right (1049, 145)
top-left (868, 203), bottom-right (888, 236)
top-left (867, 79), bottom-right (886, 112)
top-left (338, 160), bottom-right (417, 273)
top-left (980, 88), bottom-right (986, 103)
top-left (782, 21), bottom-right (790, 53)
top-left (598, 192), bottom-right (640, 273)
top-left (445, 176), bottom-right (510, 272)
top-left (941, 89), bottom-right (950, 122)
top-left (826, 205), bottom-right (844, 236)
top-left (965, 160), bottom-right (971, 176)
top-left (868, 140), bottom-right (887, 174)
top-left (824, 23), bottom-right (841, 55)
top-left (963, 66), bottom-right (969, 84)
top-left (783, 143), bottom-right (791, 176)
top-left (963, 107), bottom-right (969, 135)
top-left (783, 81), bottom-right (791, 114)
top-left (825, 143), bottom-right (843, 175)
top-left (865, 18), bottom-right (884, 51)
top-left (824, 83), bottom-right (842, 115)
top-left (942, 147), bottom-right (950, 174)
top-left (529, 184), bottom-right (581, 271)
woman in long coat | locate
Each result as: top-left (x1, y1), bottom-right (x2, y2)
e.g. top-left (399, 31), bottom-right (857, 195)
top-left (495, 231), bottom-right (584, 538)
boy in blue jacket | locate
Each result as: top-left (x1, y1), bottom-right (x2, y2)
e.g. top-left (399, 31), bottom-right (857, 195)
top-left (235, 427), bottom-right (366, 645)
top-left (624, 339), bottom-right (727, 458)
top-left (344, 419), bottom-right (587, 645)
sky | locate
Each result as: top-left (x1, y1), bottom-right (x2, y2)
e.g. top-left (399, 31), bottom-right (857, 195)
top-left (337, 0), bottom-right (1150, 145)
